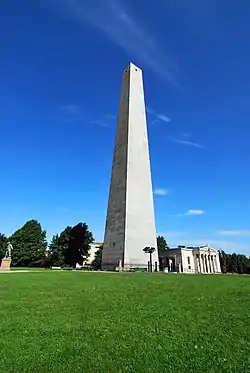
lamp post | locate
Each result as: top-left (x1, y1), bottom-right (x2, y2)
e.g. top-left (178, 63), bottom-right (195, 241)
top-left (143, 246), bottom-right (156, 272)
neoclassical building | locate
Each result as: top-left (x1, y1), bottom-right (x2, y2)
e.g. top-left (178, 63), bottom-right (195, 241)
top-left (87, 242), bottom-right (221, 273)
top-left (159, 245), bottom-right (221, 274)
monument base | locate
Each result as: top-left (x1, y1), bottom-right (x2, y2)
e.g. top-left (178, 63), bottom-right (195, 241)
top-left (0, 258), bottom-right (11, 271)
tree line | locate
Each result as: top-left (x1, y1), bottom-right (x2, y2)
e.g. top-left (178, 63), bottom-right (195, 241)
top-left (1, 222), bottom-right (250, 273)
top-left (219, 250), bottom-right (250, 274)
top-left (0, 219), bottom-right (94, 268)
top-left (0, 224), bottom-right (170, 270)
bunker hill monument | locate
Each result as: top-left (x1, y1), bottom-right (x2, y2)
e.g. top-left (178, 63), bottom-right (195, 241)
top-left (102, 63), bottom-right (158, 271)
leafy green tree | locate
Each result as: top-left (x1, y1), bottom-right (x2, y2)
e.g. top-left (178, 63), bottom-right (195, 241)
top-left (219, 250), bottom-right (250, 274)
top-left (157, 236), bottom-right (169, 252)
top-left (49, 223), bottom-right (94, 268)
top-left (66, 223), bottom-right (94, 267)
top-left (49, 227), bottom-right (72, 267)
top-left (157, 236), bottom-right (169, 271)
top-left (9, 220), bottom-right (47, 267)
top-left (0, 233), bottom-right (7, 261)
top-left (91, 245), bottom-right (103, 270)
top-left (219, 250), bottom-right (228, 273)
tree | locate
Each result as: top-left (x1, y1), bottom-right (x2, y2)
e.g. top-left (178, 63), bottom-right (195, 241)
top-left (9, 220), bottom-right (47, 267)
top-left (157, 236), bottom-right (169, 254)
top-left (157, 236), bottom-right (169, 271)
top-left (0, 233), bottom-right (7, 262)
top-left (143, 246), bottom-right (156, 272)
top-left (157, 236), bottom-right (169, 251)
top-left (91, 245), bottom-right (103, 270)
top-left (219, 250), bottom-right (250, 274)
top-left (66, 223), bottom-right (94, 267)
top-left (49, 223), bottom-right (94, 268)
top-left (49, 227), bottom-right (72, 267)
top-left (219, 250), bottom-right (228, 273)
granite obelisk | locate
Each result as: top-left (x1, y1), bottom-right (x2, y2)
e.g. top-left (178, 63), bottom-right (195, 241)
top-left (102, 63), bottom-right (158, 270)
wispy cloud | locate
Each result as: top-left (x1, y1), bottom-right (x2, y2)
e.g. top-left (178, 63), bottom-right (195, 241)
top-left (187, 209), bottom-right (205, 215)
top-left (91, 113), bottom-right (116, 128)
top-left (147, 107), bottom-right (171, 124)
top-left (155, 226), bottom-right (250, 254)
top-left (182, 132), bottom-right (190, 138)
top-left (217, 229), bottom-right (250, 237)
top-left (181, 239), bottom-right (250, 254)
top-left (61, 105), bottom-right (115, 127)
top-left (155, 228), bottom-right (250, 255)
top-left (163, 236), bottom-right (250, 254)
top-left (175, 209), bottom-right (205, 216)
top-left (153, 188), bottom-right (169, 196)
top-left (61, 104), bottom-right (84, 123)
top-left (50, 0), bottom-right (179, 86)
top-left (155, 114), bottom-right (171, 123)
top-left (174, 139), bottom-right (206, 149)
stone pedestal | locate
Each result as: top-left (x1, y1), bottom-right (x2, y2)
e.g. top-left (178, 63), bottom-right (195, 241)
top-left (0, 258), bottom-right (11, 271)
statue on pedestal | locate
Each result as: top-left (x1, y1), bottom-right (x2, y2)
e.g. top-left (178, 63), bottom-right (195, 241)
top-left (0, 242), bottom-right (12, 271)
top-left (5, 242), bottom-right (13, 258)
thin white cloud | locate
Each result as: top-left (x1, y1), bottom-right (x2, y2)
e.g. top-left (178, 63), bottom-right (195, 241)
top-left (91, 113), bottom-right (116, 127)
top-left (182, 239), bottom-right (250, 254)
top-left (153, 188), bottom-right (169, 196)
top-left (165, 237), bottom-right (250, 255)
top-left (175, 209), bottom-right (205, 216)
top-left (104, 113), bottom-right (116, 121)
top-left (174, 139), bottom-right (206, 149)
top-left (91, 120), bottom-right (109, 127)
top-left (156, 114), bottom-right (171, 123)
top-left (61, 104), bottom-right (82, 116)
top-left (217, 229), bottom-right (250, 237)
top-left (187, 209), bottom-right (205, 215)
top-left (50, 0), bottom-right (179, 86)
top-left (147, 107), bottom-right (171, 124)
top-left (61, 104), bottom-right (84, 123)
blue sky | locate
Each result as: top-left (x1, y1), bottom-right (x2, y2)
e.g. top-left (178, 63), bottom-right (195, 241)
top-left (1, 0), bottom-right (250, 255)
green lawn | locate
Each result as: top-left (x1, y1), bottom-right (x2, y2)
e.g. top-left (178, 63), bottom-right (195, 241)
top-left (0, 272), bottom-right (249, 372)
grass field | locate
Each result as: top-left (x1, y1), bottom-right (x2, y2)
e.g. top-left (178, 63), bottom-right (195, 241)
top-left (0, 272), bottom-right (249, 372)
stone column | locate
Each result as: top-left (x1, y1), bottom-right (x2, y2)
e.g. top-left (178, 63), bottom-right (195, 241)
top-left (214, 256), bottom-right (218, 272)
top-left (201, 255), bottom-right (206, 273)
top-left (211, 256), bottom-right (215, 273)
top-left (197, 255), bottom-right (200, 273)
top-left (208, 255), bottom-right (212, 273)
top-left (208, 256), bottom-right (213, 273)
top-left (206, 255), bottom-right (210, 273)
top-left (169, 259), bottom-right (172, 272)
top-left (203, 255), bottom-right (206, 273)
top-left (216, 254), bottom-right (221, 273)
top-left (212, 256), bottom-right (215, 273)
top-left (199, 254), bottom-right (204, 273)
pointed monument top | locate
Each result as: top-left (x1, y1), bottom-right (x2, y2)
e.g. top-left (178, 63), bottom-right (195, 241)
top-left (126, 62), bottom-right (141, 71)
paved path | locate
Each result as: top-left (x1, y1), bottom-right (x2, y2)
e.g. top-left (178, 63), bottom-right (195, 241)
top-left (0, 270), bottom-right (32, 273)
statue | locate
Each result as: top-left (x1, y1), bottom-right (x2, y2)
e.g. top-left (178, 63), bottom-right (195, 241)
top-left (5, 242), bottom-right (13, 258)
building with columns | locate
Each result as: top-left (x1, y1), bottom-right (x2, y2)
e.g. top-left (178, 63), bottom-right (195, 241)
top-left (160, 245), bottom-right (221, 274)
top-left (85, 242), bottom-right (221, 273)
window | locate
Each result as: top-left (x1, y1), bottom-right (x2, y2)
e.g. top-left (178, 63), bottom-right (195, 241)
top-left (188, 265), bottom-right (191, 270)
top-left (187, 256), bottom-right (190, 264)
